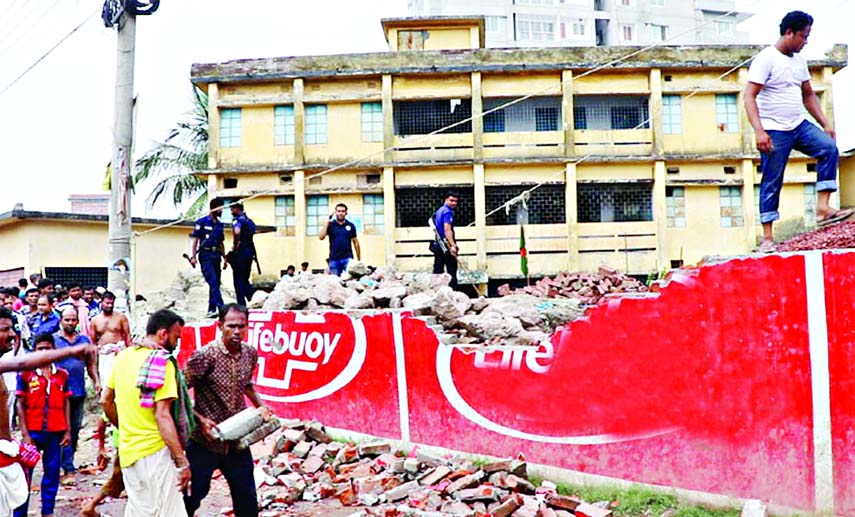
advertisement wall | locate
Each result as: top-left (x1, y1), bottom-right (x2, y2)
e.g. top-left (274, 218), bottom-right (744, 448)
top-left (180, 250), bottom-right (855, 514)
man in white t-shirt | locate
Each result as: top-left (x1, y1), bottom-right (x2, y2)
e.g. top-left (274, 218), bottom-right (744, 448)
top-left (744, 10), bottom-right (850, 253)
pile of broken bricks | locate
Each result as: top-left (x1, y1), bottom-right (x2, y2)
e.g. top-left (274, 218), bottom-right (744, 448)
top-left (254, 419), bottom-right (615, 517)
top-left (259, 264), bottom-right (586, 347)
top-left (497, 266), bottom-right (648, 306)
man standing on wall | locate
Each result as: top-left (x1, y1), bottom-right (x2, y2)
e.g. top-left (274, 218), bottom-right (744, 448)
top-left (228, 203), bottom-right (256, 307)
top-left (319, 203), bottom-right (361, 277)
top-left (744, 10), bottom-right (851, 252)
top-left (431, 192), bottom-right (460, 290)
top-left (190, 198), bottom-right (227, 318)
top-left (183, 304), bottom-right (272, 517)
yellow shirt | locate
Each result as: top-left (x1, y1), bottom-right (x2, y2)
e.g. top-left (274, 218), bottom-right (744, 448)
top-left (107, 347), bottom-right (177, 468)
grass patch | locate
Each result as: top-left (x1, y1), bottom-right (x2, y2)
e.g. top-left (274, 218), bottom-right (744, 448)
top-left (527, 476), bottom-right (739, 517)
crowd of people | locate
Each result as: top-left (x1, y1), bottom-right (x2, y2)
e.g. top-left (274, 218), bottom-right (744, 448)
top-left (0, 268), bottom-right (269, 517)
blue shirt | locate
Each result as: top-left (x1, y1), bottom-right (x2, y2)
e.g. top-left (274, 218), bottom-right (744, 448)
top-left (232, 213), bottom-right (256, 255)
top-left (327, 219), bottom-right (357, 260)
top-left (434, 205), bottom-right (455, 239)
top-left (192, 215), bottom-right (225, 251)
top-left (28, 312), bottom-right (60, 339)
top-left (53, 332), bottom-right (91, 397)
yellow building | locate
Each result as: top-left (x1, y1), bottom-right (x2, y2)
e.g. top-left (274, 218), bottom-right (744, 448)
top-left (190, 16), bottom-right (848, 288)
top-left (0, 208), bottom-right (195, 294)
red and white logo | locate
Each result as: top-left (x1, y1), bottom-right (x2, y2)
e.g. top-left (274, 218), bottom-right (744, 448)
top-left (435, 332), bottom-right (680, 444)
top-left (248, 312), bottom-right (367, 403)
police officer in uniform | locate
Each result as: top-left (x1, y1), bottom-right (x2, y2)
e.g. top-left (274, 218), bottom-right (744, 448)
top-left (228, 202), bottom-right (256, 306)
top-left (190, 198), bottom-right (227, 318)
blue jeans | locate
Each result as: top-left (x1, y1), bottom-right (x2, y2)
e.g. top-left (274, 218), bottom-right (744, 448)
top-left (14, 431), bottom-right (63, 517)
top-left (61, 396), bottom-right (85, 473)
top-left (183, 441), bottom-right (258, 517)
top-left (760, 120), bottom-right (839, 224)
top-left (199, 250), bottom-right (224, 312)
top-left (329, 257), bottom-right (351, 277)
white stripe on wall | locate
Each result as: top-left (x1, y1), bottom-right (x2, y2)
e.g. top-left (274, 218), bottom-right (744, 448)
top-left (804, 251), bottom-right (835, 514)
top-left (392, 313), bottom-right (411, 442)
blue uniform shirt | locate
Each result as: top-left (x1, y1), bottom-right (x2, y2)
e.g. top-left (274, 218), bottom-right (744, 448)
top-left (52, 332), bottom-right (91, 397)
top-left (232, 213), bottom-right (256, 255)
top-left (28, 312), bottom-right (60, 339)
top-left (434, 205), bottom-right (454, 239)
top-left (327, 219), bottom-right (357, 260)
top-left (192, 215), bottom-right (225, 251)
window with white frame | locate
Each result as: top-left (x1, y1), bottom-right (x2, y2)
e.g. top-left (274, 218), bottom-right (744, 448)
top-left (720, 186), bottom-right (743, 227)
top-left (361, 102), bottom-right (383, 142)
top-left (649, 24), bottom-right (666, 41)
top-left (662, 95), bottom-right (682, 134)
top-left (305, 104), bottom-right (328, 144)
top-left (517, 15), bottom-right (555, 41)
top-left (274, 196), bottom-right (296, 234)
top-left (620, 0), bottom-right (633, 6)
top-left (804, 183), bottom-right (816, 225)
top-left (485, 16), bottom-right (506, 33)
top-left (516, 0), bottom-right (554, 4)
top-left (715, 94), bottom-right (739, 133)
top-left (620, 23), bottom-right (634, 41)
top-left (363, 194), bottom-right (385, 234)
top-left (650, 0), bottom-right (664, 6)
top-left (715, 20), bottom-right (735, 36)
top-left (219, 197), bottom-right (236, 224)
top-left (666, 187), bottom-right (686, 228)
top-left (572, 18), bottom-right (585, 36)
top-left (219, 108), bottom-right (241, 148)
top-left (274, 106), bottom-right (295, 145)
top-left (306, 195), bottom-right (329, 236)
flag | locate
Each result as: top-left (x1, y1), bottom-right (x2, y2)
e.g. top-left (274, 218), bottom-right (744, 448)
top-left (520, 225), bottom-right (528, 278)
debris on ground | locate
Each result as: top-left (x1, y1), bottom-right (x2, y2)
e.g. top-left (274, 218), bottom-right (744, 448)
top-left (261, 263), bottom-right (585, 347)
top-left (132, 269), bottom-right (236, 332)
top-left (255, 419), bottom-right (613, 517)
top-left (776, 220), bottom-right (855, 252)
top-left (497, 266), bottom-right (649, 306)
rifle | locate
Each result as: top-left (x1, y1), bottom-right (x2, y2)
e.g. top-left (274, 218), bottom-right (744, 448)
top-left (428, 215), bottom-right (450, 254)
top-left (251, 242), bottom-right (262, 275)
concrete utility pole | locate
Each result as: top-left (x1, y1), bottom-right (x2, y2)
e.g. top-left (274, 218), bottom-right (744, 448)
top-left (108, 12), bottom-right (135, 313)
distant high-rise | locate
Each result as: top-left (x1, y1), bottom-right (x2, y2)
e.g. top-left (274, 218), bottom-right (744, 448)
top-left (407, 0), bottom-right (751, 47)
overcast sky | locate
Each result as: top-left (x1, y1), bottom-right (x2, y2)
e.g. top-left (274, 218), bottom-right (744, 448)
top-left (0, 0), bottom-right (851, 218)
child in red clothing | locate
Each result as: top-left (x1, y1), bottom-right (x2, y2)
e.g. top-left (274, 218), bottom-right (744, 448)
top-left (14, 333), bottom-right (70, 517)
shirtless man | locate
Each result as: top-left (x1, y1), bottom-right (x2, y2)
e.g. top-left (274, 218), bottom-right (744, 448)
top-left (0, 306), bottom-right (95, 515)
top-left (88, 291), bottom-right (131, 468)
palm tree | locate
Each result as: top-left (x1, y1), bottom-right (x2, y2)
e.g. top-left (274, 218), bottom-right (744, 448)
top-left (134, 87), bottom-right (209, 216)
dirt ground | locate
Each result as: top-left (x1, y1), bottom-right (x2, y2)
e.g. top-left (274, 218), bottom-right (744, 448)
top-left (19, 415), bottom-right (365, 517)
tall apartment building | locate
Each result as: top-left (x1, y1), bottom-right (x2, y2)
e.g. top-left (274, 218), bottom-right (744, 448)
top-left (190, 17), bottom-right (847, 290)
top-left (408, 0), bottom-right (751, 47)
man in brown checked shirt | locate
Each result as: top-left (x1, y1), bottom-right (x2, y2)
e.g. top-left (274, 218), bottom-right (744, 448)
top-left (183, 303), bottom-right (272, 517)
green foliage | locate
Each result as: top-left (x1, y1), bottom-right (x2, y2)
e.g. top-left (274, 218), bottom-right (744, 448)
top-left (526, 477), bottom-right (738, 517)
top-left (134, 87), bottom-right (209, 217)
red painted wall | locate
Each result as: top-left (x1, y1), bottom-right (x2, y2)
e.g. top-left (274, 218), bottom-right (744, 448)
top-left (179, 252), bottom-right (855, 513)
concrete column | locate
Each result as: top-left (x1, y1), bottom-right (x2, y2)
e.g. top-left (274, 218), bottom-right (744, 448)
top-left (561, 70), bottom-right (574, 157)
top-left (474, 163), bottom-right (487, 270)
top-left (653, 161), bottom-right (668, 270)
top-left (294, 79), bottom-right (305, 165)
top-left (382, 74), bottom-right (394, 162)
top-left (383, 166), bottom-right (396, 266)
top-left (565, 162), bottom-right (579, 271)
top-left (471, 72), bottom-right (483, 161)
top-left (738, 68), bottom-right (754, 153)
top-left (207, 174), bottom-right (218, 199)
top-left (207, 83), bottom-right (220, 170)
top-left (822, 67), bottom-right (835, 130)
top-left (649, 69), bottom-right (664, 158)
top-left (469, 27), bottom-right (480, 49)
top-left (294, 170), bottom-right (307, 263)
top-left (742, 159), bottom-right (757, 249)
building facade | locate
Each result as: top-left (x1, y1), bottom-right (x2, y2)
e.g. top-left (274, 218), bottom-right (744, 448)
top-left (190, 17), bottom-right (847, 287)
top-left (407, 0), bottom-right (751, 48)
